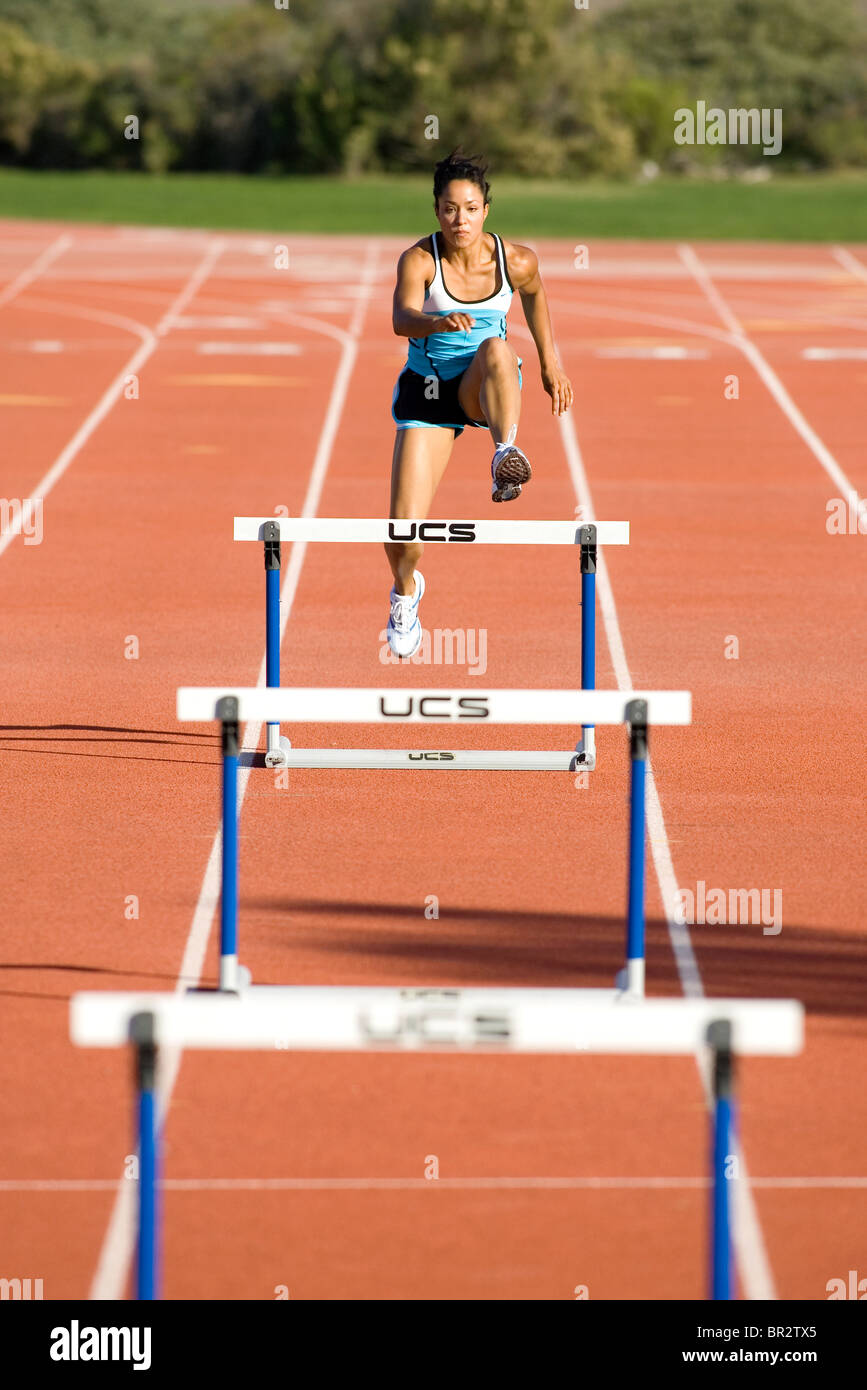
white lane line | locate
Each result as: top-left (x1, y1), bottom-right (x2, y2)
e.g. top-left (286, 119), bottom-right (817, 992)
top-left (672, 244), bottom-right (867, 1295)
top-left (549, 328), bottom-right (778, 1300)
top-left (802, 347), bottom-right (867, 361)
top-left (197, 342), bottom-right (301, 356)
top-left (0, 233), bottom-right (72, 310)
top-left (594, 346), bottom-right (709, 360)
top-left (168, 314), bottom-right (263, 331)
top-left (6, 1176), bottom-right (867, 1193)
top-left (87, 241), bottom-right (380, 1302)
top-left (831, 246), bottom-right (867, 284)
top-left (554, 390), bottom-right (702, 1004)
top-left (154, 248), bottom-right (227, 337)
top-left (678, 243), bottom-right (866, 526)
top-left (542, 259), bottom-right (847, 283)
top-left (0, 242), bottom-right (225, 562)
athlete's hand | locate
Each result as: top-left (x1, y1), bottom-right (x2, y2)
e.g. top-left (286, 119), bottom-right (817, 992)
top-left (542, 360), bottom-right (573, 415)
top-left (434, 313), bottom-right (475, 333)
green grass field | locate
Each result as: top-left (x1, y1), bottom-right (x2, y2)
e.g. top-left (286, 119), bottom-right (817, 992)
top-left (0, 168), bottom-right (865, 240)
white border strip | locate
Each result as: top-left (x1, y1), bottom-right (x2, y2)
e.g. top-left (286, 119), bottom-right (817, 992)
top-left (7, 1174), bottom-right (862, 1194)
top-left (176, 687), bottom-right (692, 726)
top-left (233, 517), bottom-right (629, 545)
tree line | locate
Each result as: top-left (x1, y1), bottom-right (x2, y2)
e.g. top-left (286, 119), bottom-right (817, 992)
top-left (0, 0), bottom-right (865, 175)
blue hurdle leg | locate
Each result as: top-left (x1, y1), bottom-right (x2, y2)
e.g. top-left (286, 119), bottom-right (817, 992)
top-left (709, 1020), bottom-right (735, 1300)
top-left (131, 1012), bottom-right (159, 1301)
top-left (263, 520), bottom-right (286, 765)
top-left (578, 524), bottom-right (597, 766)
top-left (624, 699), bottom-right (647, 995)
top-left (581, 569), bottom-right (596, 758)
top-left (266, 562), bottom-right (281, 752)
top-left (217, 697), bottom-right (240, 992)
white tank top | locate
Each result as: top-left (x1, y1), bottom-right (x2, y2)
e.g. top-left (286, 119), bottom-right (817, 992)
top-left (406, 232), bottom-right (515, 381)
top-left (422, 231), bottom-right (514, 313)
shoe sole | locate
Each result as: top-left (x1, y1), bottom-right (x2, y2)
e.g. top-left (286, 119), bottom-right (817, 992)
top-left (492, 449), bottom-right (532, 504)
top-left (388, 621), bottom-right (423, 661)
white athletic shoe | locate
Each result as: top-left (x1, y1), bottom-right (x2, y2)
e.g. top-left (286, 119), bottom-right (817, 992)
top-left (386, 571), bottom-right (425, 659)
top-left (491, 424), bottom-right (532, 503)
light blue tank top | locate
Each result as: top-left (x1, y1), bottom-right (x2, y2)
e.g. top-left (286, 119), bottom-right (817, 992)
top-left (406, 231), bottom-right (514, 381)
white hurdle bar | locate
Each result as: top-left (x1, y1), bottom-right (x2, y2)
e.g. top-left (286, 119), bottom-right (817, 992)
top-left (70, 988), bottom-right (804, 1301)
top-left (176, 687), bottom-right (690, 725)
top-left (233, 518), bottom-right (630, 545)
top-left (233, 517), bottom-right (630, 770)
top-left (175, 687), bottom-right (691, 996)
top-left (72, 989), bottom-right (802, 1055)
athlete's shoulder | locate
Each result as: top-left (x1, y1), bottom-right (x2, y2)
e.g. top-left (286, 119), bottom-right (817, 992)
top-left (498, 237), bottom-right (540, 292)
top-left (397, 236), bottom-right (437, 269)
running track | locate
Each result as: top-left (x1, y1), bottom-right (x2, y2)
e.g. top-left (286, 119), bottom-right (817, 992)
top-left (0, 221), bottom-right (864, 1300)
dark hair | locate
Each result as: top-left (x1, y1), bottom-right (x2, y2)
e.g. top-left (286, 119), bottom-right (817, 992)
top-left (433, 148), bottom-right (491, 208)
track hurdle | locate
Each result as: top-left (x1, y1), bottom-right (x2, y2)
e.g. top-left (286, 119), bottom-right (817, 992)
top-left (232, 518), bottom-right (630, 771)
top-left (175, 686), bottom-right (691, 995)
top-left (69, 988), bottom-right (804, 1301)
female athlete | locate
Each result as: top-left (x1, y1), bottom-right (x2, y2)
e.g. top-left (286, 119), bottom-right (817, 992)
top-left (385, 148), bottom-right (574, 657)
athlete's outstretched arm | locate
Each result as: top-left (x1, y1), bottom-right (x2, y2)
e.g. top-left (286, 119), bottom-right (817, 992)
top-left (506, 242), bottom-right (573, 416)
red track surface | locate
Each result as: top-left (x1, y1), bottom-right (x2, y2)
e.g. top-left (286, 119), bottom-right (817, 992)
top-left (0, 222), bottom-right (865, 1300)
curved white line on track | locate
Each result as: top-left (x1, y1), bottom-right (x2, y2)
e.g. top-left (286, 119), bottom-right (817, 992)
top-left (0, 234), bottom-right (72, 310)
top-left (0, 242), bottom-right (225, 561)
top-left (88, 242), bottom-right (381, 1302)
top-left (258, 305), bottom-right (354, 347)
top-left (679, 243), bottom-right (866, 523)
top-left (519, 304), bottom-right (740, 350)
top-left (15, 295), bottom-right (167, 344)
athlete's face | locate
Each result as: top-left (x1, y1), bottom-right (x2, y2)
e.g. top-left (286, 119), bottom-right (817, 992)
top-left (435, 181), bottom-right (488, 246)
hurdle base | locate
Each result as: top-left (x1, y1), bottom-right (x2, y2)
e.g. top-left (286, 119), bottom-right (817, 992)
top-left (615, 959), bottom-right (645, 998)
top-left (264, 734), bottom-right (293, 769)
top-left (217, 957), bottom-right (253, 992)
top-left (573, 732), bottom-right (596, 771)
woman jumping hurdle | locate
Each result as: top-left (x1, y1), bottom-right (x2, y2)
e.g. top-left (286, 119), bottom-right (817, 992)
top-left (385, 148), bottom-right (574, 658)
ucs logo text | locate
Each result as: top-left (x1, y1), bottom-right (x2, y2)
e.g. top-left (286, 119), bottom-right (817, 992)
top-left (387, 521), bottom-right (476, 542)
top-left (359, 1007), bottom-right (512, 1046)
top-left (380, 696), bottom-right (489, 719)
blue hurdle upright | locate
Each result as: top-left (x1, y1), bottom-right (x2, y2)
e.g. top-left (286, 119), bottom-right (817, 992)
top-left (232, 517), bottom-right (630, 772)
top-left (175, 686), bottom-right (689, 997)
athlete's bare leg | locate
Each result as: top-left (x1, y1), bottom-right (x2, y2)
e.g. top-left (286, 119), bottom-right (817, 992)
top-left (457, 337), bottom-right (521, 447)
top-left (384, 426), bottom-right (455, 594)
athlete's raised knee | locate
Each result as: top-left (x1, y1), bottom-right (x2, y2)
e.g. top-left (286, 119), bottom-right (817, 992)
top-left (475, 337), bottom-right (518, 373)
